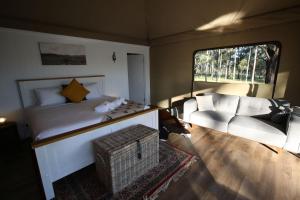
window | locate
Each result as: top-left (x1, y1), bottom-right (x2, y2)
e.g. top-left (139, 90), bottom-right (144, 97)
top-left (193, 42), bottom-right (281, 84)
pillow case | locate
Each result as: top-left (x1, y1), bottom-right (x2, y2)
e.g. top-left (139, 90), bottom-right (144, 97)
top-left (84, 83), bottom-right (103, 100)
top-left (195, 95), bottom-right (215, 111)
top-left (35, 87), bottom-right (66, 106)
top-left (61, 79), bottom-right (89, 103)
top-left (62, 84), bottom-right (87, 103)
top-left (205, 93), bottom-right (240, 114)
top-left (236, 96), bottom-right (274, 117)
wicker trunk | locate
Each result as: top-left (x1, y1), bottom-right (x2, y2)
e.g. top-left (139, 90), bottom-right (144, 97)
top-left (93, 124), bottom-right (159, 194)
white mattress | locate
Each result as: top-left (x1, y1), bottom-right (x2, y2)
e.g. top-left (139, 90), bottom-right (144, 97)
top-left (26, 96), bottom-right (115, 141)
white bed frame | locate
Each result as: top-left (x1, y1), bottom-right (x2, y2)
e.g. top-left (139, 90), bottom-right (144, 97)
top-left (17, 75), bottom-right (159, 200)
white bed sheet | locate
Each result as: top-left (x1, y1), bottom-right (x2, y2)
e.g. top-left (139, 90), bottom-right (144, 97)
top-left (26, 96), bottom-right (115, 141)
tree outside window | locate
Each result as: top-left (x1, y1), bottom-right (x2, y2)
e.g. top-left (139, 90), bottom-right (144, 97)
top-left (193, 42), bottom-right (281, 84)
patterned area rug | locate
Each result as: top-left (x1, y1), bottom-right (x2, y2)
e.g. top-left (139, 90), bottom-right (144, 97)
top-left (54, 141), bottom-right (196, 200)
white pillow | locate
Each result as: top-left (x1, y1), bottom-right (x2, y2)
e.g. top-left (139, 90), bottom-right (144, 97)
top-left (236, 96), bottom-right (273, 116)
top-left (195, 95), bottom-right (215, 111)
top-left (205, 93), bottom-right (240, 114)
top-left (84, 83), bottom-right (103, 100)
top-left (35, 87), bottom-right (65, 106)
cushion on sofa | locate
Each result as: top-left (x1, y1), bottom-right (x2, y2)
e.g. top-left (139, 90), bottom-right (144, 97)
top-left (228, 115), bottom-right (287, 148)
top-left (195, 95), bottom-right (215, 111)
top-left (190, 110), bottom-right (235, 133)
top-left (284, 113), bottom-right (300, 153)
top-left (205, 93), bottom-right (240, 114)
top-left (236, 96), bottom-right (276, 117)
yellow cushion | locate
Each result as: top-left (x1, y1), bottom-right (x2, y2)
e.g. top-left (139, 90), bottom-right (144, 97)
top-left (61, 79), bottom-right (89, 103)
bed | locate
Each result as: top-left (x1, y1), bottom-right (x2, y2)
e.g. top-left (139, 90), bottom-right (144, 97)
top-left (17, 75), bottom-right (159, 200)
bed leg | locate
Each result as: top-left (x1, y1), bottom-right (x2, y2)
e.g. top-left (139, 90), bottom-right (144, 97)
top-left (35, 148), bottom-right (55, 200)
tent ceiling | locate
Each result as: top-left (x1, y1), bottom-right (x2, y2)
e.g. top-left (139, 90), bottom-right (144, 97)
top-left (146, 0), bottom-right (300, 39)
top-left (0, 0), bottom-right (299, 42)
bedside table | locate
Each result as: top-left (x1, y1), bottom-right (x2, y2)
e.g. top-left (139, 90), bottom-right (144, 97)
top-left (0, 122), bottom-right (20, 153)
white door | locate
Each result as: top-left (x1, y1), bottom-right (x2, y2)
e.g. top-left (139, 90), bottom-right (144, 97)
top-left (127, 54), bottom-right (145, 104)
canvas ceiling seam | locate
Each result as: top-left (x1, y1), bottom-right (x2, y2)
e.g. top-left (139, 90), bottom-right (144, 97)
top-left (149, 6), bottom-right (300, 45)
top-left (232, 0), bottom-right (246, 24)
top-left (149, 20), bottom-right (300, 47)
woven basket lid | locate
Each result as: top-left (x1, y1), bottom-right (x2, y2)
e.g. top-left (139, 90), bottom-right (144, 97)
top-left (93, 124), bottom-right (158, 152)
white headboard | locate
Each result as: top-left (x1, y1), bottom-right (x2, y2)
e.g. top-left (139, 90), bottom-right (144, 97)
top-left (17, 75), bottom-right (105, 108)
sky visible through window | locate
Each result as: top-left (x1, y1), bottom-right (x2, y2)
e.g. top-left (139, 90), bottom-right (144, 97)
top-left (193, 42), bottom-right (281, 84)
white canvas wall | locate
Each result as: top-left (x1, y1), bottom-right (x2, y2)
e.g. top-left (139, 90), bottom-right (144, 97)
top-left (0, 28), bottom-right (150, 138)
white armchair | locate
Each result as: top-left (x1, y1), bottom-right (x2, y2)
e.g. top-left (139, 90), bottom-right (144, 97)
top-left (284, 113), bottom-right (300, 153)
top-left (183, 98), bottom-right (197, 122)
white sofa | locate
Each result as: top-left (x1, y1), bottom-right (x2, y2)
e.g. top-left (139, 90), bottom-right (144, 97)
top-left (183, 93), bottom-right (300, 153)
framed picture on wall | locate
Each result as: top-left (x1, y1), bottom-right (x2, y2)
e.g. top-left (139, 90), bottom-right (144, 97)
top-left (39, 42), bottom-right (87, 65)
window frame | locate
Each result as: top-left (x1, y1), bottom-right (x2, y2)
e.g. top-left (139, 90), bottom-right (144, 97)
top-left (191, 41), bottom-right (282, 98)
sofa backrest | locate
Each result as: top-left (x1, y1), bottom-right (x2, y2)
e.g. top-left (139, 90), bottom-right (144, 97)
top-left (204, 93), bottom-right (240, 114)
top-left (236, 96), bottom-right (276, 116)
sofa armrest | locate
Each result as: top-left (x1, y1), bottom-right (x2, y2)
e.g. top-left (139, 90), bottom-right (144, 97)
top-left (284, 113), bottom-right (300, 153)
top-left (183, 98), bottom-right (198, 122)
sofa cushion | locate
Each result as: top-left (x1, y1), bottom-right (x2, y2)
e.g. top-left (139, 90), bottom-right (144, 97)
top-left (190, 110), bottom-right (235, 133)
top-left (195, 95), bottom-right (215, 111)
top-left (284, 113), bottom-right (300, 153)
top-left (205, 93), bottom-right (240, 114)
top-left (228, 116), bottom-right (287, 148)
top-left (236, 96), bottom-right (276, 117)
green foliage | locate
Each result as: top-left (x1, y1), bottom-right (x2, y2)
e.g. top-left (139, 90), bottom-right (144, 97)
top-left (194, 43), bottom-right (280, 84)
top-left (238, 58), bottom-right (248, 71)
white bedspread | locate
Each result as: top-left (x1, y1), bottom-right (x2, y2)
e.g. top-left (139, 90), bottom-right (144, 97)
top-left (26, 96), bottom-right (115, 141)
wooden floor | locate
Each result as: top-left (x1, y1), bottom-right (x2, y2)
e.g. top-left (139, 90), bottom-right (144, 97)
top-left (159, 125), bottom-right (300, 200)
top-left (1, 126), bottom-right (299, 200)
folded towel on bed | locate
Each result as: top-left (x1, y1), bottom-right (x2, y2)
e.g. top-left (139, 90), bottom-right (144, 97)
top-left (110, 97), bottom-right (127, 108)
top-left (94, 98), bottom-right (127, 113)
top-left (94, 101), bottom-right (111, 113)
